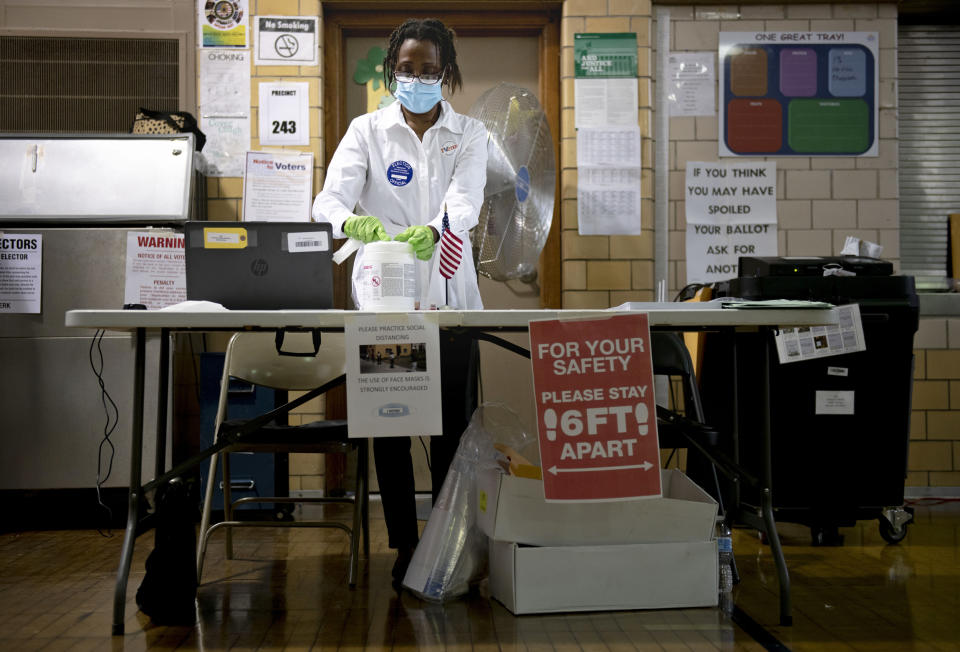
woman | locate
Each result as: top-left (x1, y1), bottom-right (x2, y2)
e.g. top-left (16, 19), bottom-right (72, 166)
top-left (312, 18), bottom-right (486, 586)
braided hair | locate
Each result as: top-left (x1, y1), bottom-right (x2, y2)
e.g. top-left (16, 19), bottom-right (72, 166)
top-left (382, 18), bottom-right (464, 95)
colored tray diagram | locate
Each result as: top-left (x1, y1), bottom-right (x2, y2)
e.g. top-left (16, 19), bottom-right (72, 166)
top-left (719, 32), bottom-right (879, 157)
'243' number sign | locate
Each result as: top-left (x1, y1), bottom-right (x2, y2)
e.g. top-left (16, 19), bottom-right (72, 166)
top-left (272, 120), bottom-right (296, 134)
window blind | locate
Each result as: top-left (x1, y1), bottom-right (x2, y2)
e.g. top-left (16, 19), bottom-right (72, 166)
top-left (898, 24), bottom-right (960, 284)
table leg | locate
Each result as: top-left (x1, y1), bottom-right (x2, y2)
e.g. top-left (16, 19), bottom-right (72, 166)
top-left (760, 487), bottom-right (792, 625)
top-left (731, 331), bottom-right (741, 521)
top-left (761, 335), bottom-right (792, 626)
top-left (112, 327), bottom-right (146, 636)
top-left (154, 329), bottom-right (170, 479)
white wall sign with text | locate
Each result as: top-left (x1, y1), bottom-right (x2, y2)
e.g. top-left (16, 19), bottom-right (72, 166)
top-left (258, 82), bottom-right (310, 146)
top-left (0, 233), bottom-right (42, 313)
top-left (254, 15), bottom-right (319, 66)
top-left (199, 49), bottom-right (251, 177)
top-left (344, 313), bottom-right (442, 438)
top-left (242, 151), bottom-right (313, 222)
top-left (576, 126), bottom-right (643, 235)
top-left (574, 78), bottom-right (639, 128)
top-left (685, 161), bottom-right (778, 283)
top-left (123, 231), bottom-right (186, 309)
top-left (667, 52), bottom-right (715, 117)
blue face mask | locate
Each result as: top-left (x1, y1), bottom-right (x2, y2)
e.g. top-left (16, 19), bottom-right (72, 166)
top-left (393, 80), bottom-right (443, 114)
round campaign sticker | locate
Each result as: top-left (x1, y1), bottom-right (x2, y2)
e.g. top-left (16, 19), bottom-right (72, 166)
top-left (515, 166), bottom-right (530, 203)
top-left (387, 160), bottom-right (413, 186)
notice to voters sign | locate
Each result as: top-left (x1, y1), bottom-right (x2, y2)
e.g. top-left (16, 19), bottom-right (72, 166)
top-left (529, 314), bottom-right (661, 502)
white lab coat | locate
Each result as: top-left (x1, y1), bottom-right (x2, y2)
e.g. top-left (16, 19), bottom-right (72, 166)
top-left (312, 100), bottom-right (487, 309)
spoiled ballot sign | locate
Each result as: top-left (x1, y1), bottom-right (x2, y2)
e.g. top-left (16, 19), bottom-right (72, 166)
top-left (529, 314), bottom-right (661, 502)
top-left (685, 160), bottom-right (777, 283)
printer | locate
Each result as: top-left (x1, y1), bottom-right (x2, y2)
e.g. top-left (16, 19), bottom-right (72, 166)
top-left (738, 255), bottom-right (893, 278)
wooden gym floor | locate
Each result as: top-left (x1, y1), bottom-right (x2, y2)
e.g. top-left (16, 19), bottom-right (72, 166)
top-left (0, 497), bottom-right (958, 651)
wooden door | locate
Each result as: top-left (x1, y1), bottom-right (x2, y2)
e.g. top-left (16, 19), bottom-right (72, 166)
top-left (322, 5), bottom-right (561, 493)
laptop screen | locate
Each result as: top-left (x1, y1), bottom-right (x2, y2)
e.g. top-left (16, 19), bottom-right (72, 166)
top-left (184, 221), bottom-right (334, 309)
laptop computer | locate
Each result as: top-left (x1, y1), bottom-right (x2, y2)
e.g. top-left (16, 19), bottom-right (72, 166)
top-left (184, 221), bottom-right (334, 309)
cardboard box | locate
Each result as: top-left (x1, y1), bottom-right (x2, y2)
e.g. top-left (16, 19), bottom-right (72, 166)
top-left (477, 468), bottom-right (718, 546)
top-left (489, 538), bottom-right (719, 614)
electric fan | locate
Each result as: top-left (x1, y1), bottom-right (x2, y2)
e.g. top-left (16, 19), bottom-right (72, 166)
top-left (468, 83), bottom-right (556, 282)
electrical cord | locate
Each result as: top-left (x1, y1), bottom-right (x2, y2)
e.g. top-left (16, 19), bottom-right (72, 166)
top-left (89, 329), bottom-right (119, 537)
top-left (418, 436), bottom-right (431, 471)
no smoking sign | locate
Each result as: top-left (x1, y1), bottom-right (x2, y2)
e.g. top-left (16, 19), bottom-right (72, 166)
top-left (274, 34), bottom-right (299, 58)
top-left (254, 15), bottom-right (318, 67)
top-left (530, 314), bottom-right (661, 502)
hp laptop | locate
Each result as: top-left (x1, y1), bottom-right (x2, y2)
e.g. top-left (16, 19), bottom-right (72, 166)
top-left (184, 221), bottom-right (334, 309)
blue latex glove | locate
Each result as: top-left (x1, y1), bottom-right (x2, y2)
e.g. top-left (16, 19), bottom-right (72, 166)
top-left (343, 215), bottom-right (390, 244)
top-left (394, 225), bottom-right (436, 261)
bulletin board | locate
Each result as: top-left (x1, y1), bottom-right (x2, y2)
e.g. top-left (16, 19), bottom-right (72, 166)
top-left (719, 32), bottom-right (879, 157)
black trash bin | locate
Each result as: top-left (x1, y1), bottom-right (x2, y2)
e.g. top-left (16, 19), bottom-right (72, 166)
top-left (698, 261), bottom-right (919, 545)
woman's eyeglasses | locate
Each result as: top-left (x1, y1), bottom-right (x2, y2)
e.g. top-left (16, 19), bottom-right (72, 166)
top-left (393, 70), bottom-right (443, 85)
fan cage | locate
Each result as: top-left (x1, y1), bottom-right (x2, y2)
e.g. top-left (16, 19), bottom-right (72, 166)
top-left (468, 83), bottom-right (556, 282)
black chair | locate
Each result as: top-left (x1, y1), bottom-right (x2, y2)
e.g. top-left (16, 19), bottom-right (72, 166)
top-left (652, 331), bottom-right (717, 454)
top-left (651, 330), bottom-right (760, 500)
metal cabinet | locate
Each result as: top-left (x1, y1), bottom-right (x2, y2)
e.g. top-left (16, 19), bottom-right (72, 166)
top-left (199, 353), bottom-right (286, 517)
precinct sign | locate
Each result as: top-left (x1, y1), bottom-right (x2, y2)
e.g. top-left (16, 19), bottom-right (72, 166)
top-left (529, 314), bottom-right (661, 502)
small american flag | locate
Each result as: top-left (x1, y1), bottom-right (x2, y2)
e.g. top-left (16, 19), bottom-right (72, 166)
top-left (438, 206), bottom-right (462, 279)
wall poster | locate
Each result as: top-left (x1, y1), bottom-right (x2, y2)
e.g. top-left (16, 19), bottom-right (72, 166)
top-left (344, 313), bottom-right (442, 439)
top-left (719, 32), bottom-right (879, 157)
top-left (685, 161), bottom-right (777, 283)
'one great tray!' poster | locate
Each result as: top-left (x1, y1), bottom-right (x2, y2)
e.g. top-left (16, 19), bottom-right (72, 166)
top-left (719, 32), bottom-right (879, 157)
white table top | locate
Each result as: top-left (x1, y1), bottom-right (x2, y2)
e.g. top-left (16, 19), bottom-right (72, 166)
top-left (65, 303), bottom-right (839, 331)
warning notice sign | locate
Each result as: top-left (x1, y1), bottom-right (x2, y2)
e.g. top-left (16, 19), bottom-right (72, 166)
top-left (529, 314), bottom-right (661, 502)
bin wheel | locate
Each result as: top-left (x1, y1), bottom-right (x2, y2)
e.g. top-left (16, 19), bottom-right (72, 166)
top-left (810, 525), bottom-right (844, 547)
top-left (274, 504), bottom-right (295, 522)
top-left (879, 518), bottom-right (909, 544)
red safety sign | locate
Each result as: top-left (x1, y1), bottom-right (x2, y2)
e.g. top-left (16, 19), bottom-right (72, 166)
top-left (529, 314), bottom-right (661, 501)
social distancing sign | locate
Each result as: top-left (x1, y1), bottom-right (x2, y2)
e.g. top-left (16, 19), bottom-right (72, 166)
top-left (529, 314), bottom-right (661, 502)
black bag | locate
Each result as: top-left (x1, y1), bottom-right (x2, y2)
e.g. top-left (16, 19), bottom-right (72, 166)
top-left (135, 477), bottom-right (198, 626)
top-left (131, 106), bottom-right (207, 151)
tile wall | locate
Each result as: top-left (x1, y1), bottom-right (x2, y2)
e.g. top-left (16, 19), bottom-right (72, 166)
top-left (196, 0), bottom-right (959, 493)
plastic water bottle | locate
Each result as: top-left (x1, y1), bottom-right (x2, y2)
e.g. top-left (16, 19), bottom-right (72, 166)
top-left (717, 519), bottom-right (734, 613)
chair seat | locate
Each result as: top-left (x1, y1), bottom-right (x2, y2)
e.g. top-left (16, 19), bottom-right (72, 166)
top-left (657, 417), bottom-right (719, 449)
top-left (219, 418), bottom-right (351, 451)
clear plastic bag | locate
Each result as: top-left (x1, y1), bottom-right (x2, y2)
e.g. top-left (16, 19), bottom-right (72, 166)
top-left (402, 403), bottom-right (536, 601)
